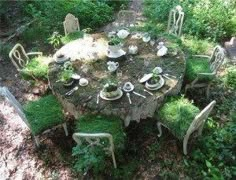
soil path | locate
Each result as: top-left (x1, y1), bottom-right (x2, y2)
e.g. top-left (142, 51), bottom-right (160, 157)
top-left (0, 1), bottom-right (149, 179)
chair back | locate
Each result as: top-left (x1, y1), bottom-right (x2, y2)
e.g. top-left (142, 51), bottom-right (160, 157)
top-left (209, 46), bottom-right (225, 73)
top-left (0, 86), bottom-right (30, 128)
top-left (167, 5), bottom-right (185, 37)
top-left (9, 43), bottom-right (29, 71)
top-left (187, 100), bottom-right (216, 135)
top-left (117, 10), bottom-right (136, 28)
top-left (63, 13), bottom-right (80, 35)
top-left (73, 132), bottom-right (117, 168)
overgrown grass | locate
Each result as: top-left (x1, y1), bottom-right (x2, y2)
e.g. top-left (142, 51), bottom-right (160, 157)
top-left (21, 56), bottom-right (51, 80)
top-left (24, 95), bottom-right (64, 135)
top-left (157, 96), bottom-right (200, 139)
top-left (226, 66), bottom-right (236, 89)
top-left (182, 35), bottom-right (215, 55)
top-left (185, 57), bottom-right (212, 82)
top-left (72, 114), bottom-right (126, 174)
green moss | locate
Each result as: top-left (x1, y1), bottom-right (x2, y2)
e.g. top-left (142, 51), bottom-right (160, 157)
top-left (75, 114), bottom-right (125, 151)
top-left (21, 56), bottom-right (50, 80)
top-left (226, 66), bottom-right (236, 89)
top-left (156, 96), bottom-right (200, 139)
top-left (73, 114), bottom-right (126, 173)
top-left (24, 95), bottom-right (64, 135)
top-left (61, 31), bottom-right (84, 44)
top-left (185, 57), bottom-right (212, 82)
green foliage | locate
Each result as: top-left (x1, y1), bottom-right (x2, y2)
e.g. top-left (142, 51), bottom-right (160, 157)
top-left (108, 37), bottom-right (122, 45)
top-left (144, 0), bottom-right (236, 41)
top-left (72, 114), bottom-right (126, 174)
top-left (186, 120), bottom-right (236, 179)
top-left (185, 57), bottom-right (212, 82)
top-left (48, 32), bottom-right (63, 49)
top-left (226, 66), bottom-right (236, 89)
top-left (61, 31), bottom-right (84, 44)
top-left (157, 96), bottom-right (200, 139)
top-left (21, 56), bottom-right (50, 80)
top-left (0, 41), bottom-right (12, 60)
top-left (24, 95), bottom-right (64, 135)
top-left (98, 0), bottom-right (130, 9)
top-left (182, 35), bottom-right (215, 55)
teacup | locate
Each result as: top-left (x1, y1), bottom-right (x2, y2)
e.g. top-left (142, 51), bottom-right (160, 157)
top-left (107, 61), bottom-right (119, 72)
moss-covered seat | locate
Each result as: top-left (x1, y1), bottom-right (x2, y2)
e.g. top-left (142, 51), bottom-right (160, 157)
top-left (185, 45), bottom-right (225, 98)
top-left (9, 43), bottom-right (51, 80)
top-left (0, 87), bottom-right (68, 147)
top-left (154, 96), bottom-right (216, 155)
top-left (72, 115), bottom-right (126, 172)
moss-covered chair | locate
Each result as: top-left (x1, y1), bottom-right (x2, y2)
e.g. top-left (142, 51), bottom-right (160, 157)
top-left (155, 96), bottom-right (216, 155)
top-left (185, 45), bottom-right (225, 98)
top-left (72, 115), bottom-right (126, 171)
top-left (0, 86), bottom-right (68, 147)
top-left (9, 43), bottom-right (51, 80)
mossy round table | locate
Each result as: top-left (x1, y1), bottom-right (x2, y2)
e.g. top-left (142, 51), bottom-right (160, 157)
top-left (48, 33), bottom-right (186, 126)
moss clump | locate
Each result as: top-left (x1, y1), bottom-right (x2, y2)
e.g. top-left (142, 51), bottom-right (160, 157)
top-left (21, 56), bottom-right (51, 80)
top-left (226, 66), bottom-right (236, 89)
top-left (24, 95), bottom-right (64, 135)
top-left (73, 114), bottom-right (126, 174)
top-left (185, 57), bottom-right (212, 82)
top-left (156, 96), bottom-right (200, 139)
top-left (61, 31), bottom-right (84, 44)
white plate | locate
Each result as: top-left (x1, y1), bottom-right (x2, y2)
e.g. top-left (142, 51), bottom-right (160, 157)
top-left (100, 88), bottom-right (123, 101)
top-left (139, 73), bottom-right (153, 83)
top-left (71, 73), bottom-right (81, 80)
top-left (107, 49), bottom-right (126, 58)
top-left (145, 76), bottom-right (165, 91)
top-left (153, 67), bottom-right (163, 74)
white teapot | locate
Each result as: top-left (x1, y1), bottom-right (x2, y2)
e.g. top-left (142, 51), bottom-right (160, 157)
top-left (107, 61), bottom-right (119, 72)
top-left (128, 45), bottom-right (138, 55)
top-left (157, 42), bottom-right (168, 57)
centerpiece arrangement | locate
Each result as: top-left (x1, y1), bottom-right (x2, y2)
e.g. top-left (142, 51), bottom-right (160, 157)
top-left (145, 69), bottom-right (165, 90)
top-left (100, 81), bottom-right (123, 100)
top-left (58, 62), bottom-right (75, 86)
top-left (107, 36), bottom-right (126, 59)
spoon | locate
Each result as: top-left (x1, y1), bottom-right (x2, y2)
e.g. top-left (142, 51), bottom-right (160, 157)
top-left (65, 86), bottom-right (78, 96)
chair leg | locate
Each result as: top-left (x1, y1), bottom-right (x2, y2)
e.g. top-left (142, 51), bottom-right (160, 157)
top-left (34, 135), bottom-right (40, 147)
top-left (197, 123), bottom-right (205, 136)
top-left (111, 151), bottom-right (117, 169)
top-left (183, 134), bottom-right (190, 155)
top-left (157, 122), bottom-right (163, 137)
top-left (185, 84), bottom-right (190, 94)
top-left (62, 123), bottom-right (69, 136)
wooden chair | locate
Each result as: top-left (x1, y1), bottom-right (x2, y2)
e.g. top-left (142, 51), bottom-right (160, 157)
top-left (116, 10), bottom-right (136, 28)
top-left (167, 5), bottom-right (185, 37)
top-left (73, 133), bottom-right (117, 168)
top-left (63, 13), bottom-right (80, 36)
top-left (156, 97), bottom-right (216, 155)
top-left (9, 43), bottom-right (43, 72)
top-left (0, 86), bottom-right (68, 147)
top-left (185, 45), bottom-right (225, 98)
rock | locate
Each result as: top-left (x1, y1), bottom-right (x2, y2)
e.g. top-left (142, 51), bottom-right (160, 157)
top-left (32, 87), bottom-right (40, 95)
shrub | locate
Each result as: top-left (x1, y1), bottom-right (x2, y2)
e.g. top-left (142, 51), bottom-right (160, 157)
top-left (61, 31), bottom-right (84, 45)
top-left (24, 95), bottom-right (64, 135)
top-left (186, 120), bottom-right (236, 179)
top-left (0, 41), bottom-right (12, 61)
top-left (72, 114), bottom-right (126, 174)
top-left (226, 66), bottom-right (236, 89)
top-left (144, 0), bottom-right (236, 41)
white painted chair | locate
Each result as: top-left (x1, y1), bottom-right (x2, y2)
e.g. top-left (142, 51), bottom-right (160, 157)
top-left (0, 86), bottom-right (68, 147)
top-left (157, 100), bottom-right (216, 155)
top-left (63, 13), bottom-right (80, 36)
top-left (9, 43), bottom-right (42, 71)
top-left (73, 133), bottom-right (117, 168)
top-left (117, 10), bottom-right (136, 28)
top-left (167, 5), bottom-right (185, 37)
top-left (185, 45), bottom-right (225, 98)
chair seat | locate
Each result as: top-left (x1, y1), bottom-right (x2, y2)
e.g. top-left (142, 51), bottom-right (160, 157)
top-left (24, 95), bottom-right (64, 135)
top-left (185, 57), bottom-right (213, 82)
top-left (157, 97), bottom-right (200, 139)
top-left (21, 56), bottom-right (51, 80)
